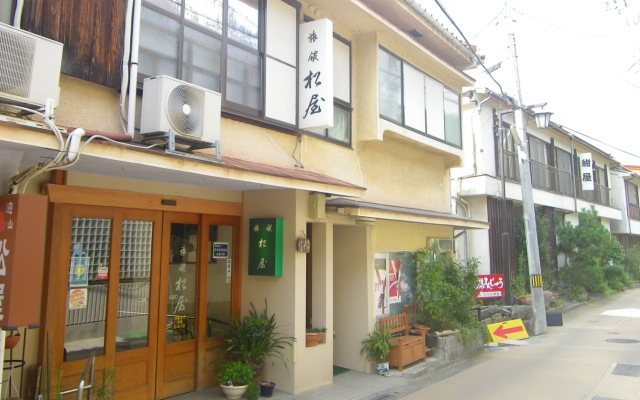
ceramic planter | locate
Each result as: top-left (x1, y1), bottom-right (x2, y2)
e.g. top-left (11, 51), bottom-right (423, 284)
top-left (220, 384), bottom-right (248, 399)
top-left (376, 362), bottom-right (390, 376)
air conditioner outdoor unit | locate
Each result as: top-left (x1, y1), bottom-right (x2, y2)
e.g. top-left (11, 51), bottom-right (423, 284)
top-left (140, 75), bottom-right (221, 144)
top-left (0, 22), bottom-right (63, 109)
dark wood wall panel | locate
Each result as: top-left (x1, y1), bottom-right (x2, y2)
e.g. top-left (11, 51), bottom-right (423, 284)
top-left (22, 0), bottom-right (125, 89)
top-left (487, 196), bottom-right (516, 279)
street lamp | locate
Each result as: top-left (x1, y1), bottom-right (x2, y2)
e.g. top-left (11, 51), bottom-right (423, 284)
top-left (533, 110), bottom-right (553, 130)
top-left (514, 107), bottom-right (549, 336)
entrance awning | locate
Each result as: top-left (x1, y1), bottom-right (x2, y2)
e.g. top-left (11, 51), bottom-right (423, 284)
top-left (326, 198), bottom-right (489, 229)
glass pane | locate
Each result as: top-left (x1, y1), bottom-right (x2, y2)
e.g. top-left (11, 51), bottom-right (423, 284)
top-left (64, 218), bottom-right (112, 361)
top-left (443, 88), bottom-right (461, 146)
top-left (185, 0), bottom-right (223, 33)
top-left (226, 44), bottom-right (261, 109)
top-left (139, 7), bottom-right (180, 78)
top-left (227, 0), bottom-right (259, 49)
top-left (206, 225), bottom-right (232, 337)
top-left (166, 223), bottom-right (198, 343)
top-left (328, 105), bottom-right (351, 144)
top-left (378, 49), bottom-right (402, 122)
top-left (116, 221), bottom-right (153, 352)
top-left (145, 0), bottom-right (181, 15)
top-left (183, 26), bottom-right (222, 92)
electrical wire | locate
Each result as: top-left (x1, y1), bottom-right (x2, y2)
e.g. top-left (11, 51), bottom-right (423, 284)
top-left (432, 0), bottom-right (514, 108)
top-left (561, 125), bottom-right (640, 162)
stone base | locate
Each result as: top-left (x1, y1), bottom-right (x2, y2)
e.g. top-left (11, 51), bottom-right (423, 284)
top-left (430, 329), bottom-right (484, 361)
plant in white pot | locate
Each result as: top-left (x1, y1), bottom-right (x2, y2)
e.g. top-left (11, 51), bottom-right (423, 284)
top-left (360, 328), bottom-right (391, 376)
top-left (217, 361), bottom-right (258, 400)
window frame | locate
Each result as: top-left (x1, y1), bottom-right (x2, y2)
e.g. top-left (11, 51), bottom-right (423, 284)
top-left (377, 47), bottom-right (462, 148)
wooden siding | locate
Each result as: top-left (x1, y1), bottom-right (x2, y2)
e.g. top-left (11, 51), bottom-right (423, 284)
top-left (21, 0), bottom-right (125, 89)
top-left (487, 197), bottom-right (517, 278)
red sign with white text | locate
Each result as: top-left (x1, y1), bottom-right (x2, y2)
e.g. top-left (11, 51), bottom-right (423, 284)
top-left (474, 274), bottom-right (505, 299)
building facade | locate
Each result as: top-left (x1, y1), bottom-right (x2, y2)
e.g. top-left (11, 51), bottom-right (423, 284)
top-left (453, 88), bottom-right (622, 292)
top-left (0, 1), bottom-right (486, 399)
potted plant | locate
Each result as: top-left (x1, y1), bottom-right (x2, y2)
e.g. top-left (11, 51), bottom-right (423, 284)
top-left (217, 361), bottom-right (258, 400)
top-left (259, 380), bottom-right (276, 397)
top-left (216, 300), bottom-right (295, 381)
top-left (359, 329), bottom-right (391, 375)
top-left (305, 327), bottom-right (327, 347)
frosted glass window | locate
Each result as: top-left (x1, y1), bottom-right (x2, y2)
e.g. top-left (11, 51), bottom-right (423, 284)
top-left (226, 44), bottom-right (261, 109)
top-left (228, 0), bottom-right (259, 49)
top-left (185, 0), bottom-right (222, 33)
top-left (334, 39), bottom-right (351, 103)
top-left (183, 26), bottom-right (222, 92)
top-left (139, 8), bottom-right (180, 78)
top-left (425, 76), bottom-right (445, 140)
top-left (265, 58), bottom-right (296, 124)
top-left (403, 64), bottom-right (426, 132)
top-left (379, 49), bottom-right (403, 123)
top-left (444, 88), bottom-right (461, 146)
top-left (266, 0), bottom-right (297, 66)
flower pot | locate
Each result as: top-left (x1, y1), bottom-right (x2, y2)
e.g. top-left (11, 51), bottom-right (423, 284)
top-left (517, 295), bottom-right (532, 305)
top-left (251, 362), bottom-right (265, 383)
top-left (220, 384), bottom-right (248, 399)
top-left (376, 362), bottom-right (389, 376)
top-left (5, 333), bottom-right (20, 350)
top-left (305, 332), bottom-right (324, 347)
top-left (260, 381), bottom-right (276, 397)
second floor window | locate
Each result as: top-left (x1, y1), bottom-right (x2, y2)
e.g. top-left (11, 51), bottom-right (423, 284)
top-left (139, 0), bottom-right (296, 122)
top-left (378, 48), bottom-right (461, 148)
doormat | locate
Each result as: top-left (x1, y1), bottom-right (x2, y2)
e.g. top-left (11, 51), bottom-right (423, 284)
top-left (333, 366), bottom-right (349, 376)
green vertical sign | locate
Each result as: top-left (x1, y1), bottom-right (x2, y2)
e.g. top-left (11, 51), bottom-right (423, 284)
top-left (248, 218), bottom-right (283, 276)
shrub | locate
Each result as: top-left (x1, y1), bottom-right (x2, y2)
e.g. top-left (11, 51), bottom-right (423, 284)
top-left (415, 248), bottom-right (480, 332)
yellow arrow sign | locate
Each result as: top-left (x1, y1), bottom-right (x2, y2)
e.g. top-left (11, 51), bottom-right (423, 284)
top-left (487, 319), bottom-right (529, 342)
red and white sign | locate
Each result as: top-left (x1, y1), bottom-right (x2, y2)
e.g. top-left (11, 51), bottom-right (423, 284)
top-left (474, 274), bottom-right (504, 299)
top-left (69, 288), bottom-right (87, 310)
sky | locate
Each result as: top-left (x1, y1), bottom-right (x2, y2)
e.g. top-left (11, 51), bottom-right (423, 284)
top-left (420, 0), bottom-right (640, 165)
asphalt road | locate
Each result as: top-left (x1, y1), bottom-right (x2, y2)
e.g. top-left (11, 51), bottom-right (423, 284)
top-left (402, 287), bottom-right (640, 400)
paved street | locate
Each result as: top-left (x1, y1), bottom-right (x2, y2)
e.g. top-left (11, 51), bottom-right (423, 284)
top-left (403, 287), bottom-right (640, 400)
top-left (174, 287), bottom-right (640, 400)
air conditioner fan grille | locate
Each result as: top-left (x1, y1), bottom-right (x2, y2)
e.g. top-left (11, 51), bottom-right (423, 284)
top-left (166, 84), bottom-right (204, 137)
top-left (0, 27), bottom-right (36, 98)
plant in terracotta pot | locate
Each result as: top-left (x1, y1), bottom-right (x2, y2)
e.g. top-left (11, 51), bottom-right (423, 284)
top-left (305, 327), bottom-right (327, 347)
top-left (217, 361), bottom-right (258, 400)
top-left (216, 300), bottom-right (295, 381)
top-left (359, 328), bottom-right (391, 375)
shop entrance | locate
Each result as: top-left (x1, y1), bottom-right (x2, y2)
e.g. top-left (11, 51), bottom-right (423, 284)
top-left (45, 200), bottom-right (241, 400)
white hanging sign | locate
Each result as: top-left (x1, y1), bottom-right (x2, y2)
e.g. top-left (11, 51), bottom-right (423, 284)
top-left (298, 19), bottom-right (333, 130)
top-left (579, 153), bottom-right (594, 191)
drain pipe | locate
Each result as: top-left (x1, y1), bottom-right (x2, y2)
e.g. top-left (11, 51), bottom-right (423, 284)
top-left (12, 0), bottom-right (23, 27)
top-left (120, 0), bottom-right (134, 133)
top-left (126, 0), bottom-right (142, 137)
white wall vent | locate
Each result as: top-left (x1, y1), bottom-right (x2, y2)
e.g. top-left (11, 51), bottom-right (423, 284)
top-left (0, 22), bottom-right (63, 108)
top-left (140, 75), bottom-right (221, 144)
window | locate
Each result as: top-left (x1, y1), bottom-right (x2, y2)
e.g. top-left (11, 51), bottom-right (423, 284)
top-left (140, 0), bottom-right (299, 122)
top-left (627, 182), bottom-right (640, 220)
top-left (378, 48), bottom-right (461, 147)
top-left (555, 148), bottom-right (574, 195)
top-left (308, 36), bottom-right (352, 145)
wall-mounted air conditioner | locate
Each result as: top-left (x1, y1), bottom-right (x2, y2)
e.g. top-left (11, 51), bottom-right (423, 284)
top-left (0, 22), bottom-right (63, 108)
top-left (140, 75), bottom-right (221, 144)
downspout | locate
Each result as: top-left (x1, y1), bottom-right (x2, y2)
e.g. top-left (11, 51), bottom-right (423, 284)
top-left (569, 134), bottom-right (578, 212)
top-left (12, 0), bottom-right (23, 27)
top-left (126, 0), bottom-right (142, 137)
top-left (120, 0), bottom-right (134, 134)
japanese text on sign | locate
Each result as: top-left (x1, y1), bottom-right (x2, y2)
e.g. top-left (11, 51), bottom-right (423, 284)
top-left (474, 274), bottom-right (505, 299)
top-left (299, 19), bottom-right (333, 130)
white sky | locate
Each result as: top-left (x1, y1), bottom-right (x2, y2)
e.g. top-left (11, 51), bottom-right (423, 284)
top-left (421, 0), bottom-right (640, 164)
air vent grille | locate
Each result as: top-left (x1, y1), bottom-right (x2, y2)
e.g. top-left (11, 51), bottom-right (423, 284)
top-left (0, 27), bottom-right (36, 98)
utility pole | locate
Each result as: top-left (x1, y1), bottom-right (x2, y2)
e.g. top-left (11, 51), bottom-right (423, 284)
top-left (507, 5), bottom-right (548, 335)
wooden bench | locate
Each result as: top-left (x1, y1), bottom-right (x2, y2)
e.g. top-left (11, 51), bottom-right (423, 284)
top-left (379, 313), bottom-right (427, 371)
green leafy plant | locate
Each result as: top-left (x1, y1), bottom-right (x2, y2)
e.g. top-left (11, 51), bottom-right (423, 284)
top-left (557, 207), bottom-right (628, 298)
top-left (306, 327), bottom-right (327, 333)
top-left (217, 361), bottom-right (258, 399)
top-left (414, 248), bottom-right (480, 333)
top-left (217, 300), bottom-right (295, 369)
top-left (622, 244), bottom-right (640, 281)
top-left (95, 366), bottom-right (119, 400)
top-left (359, 329), bottom-right (391, 363)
